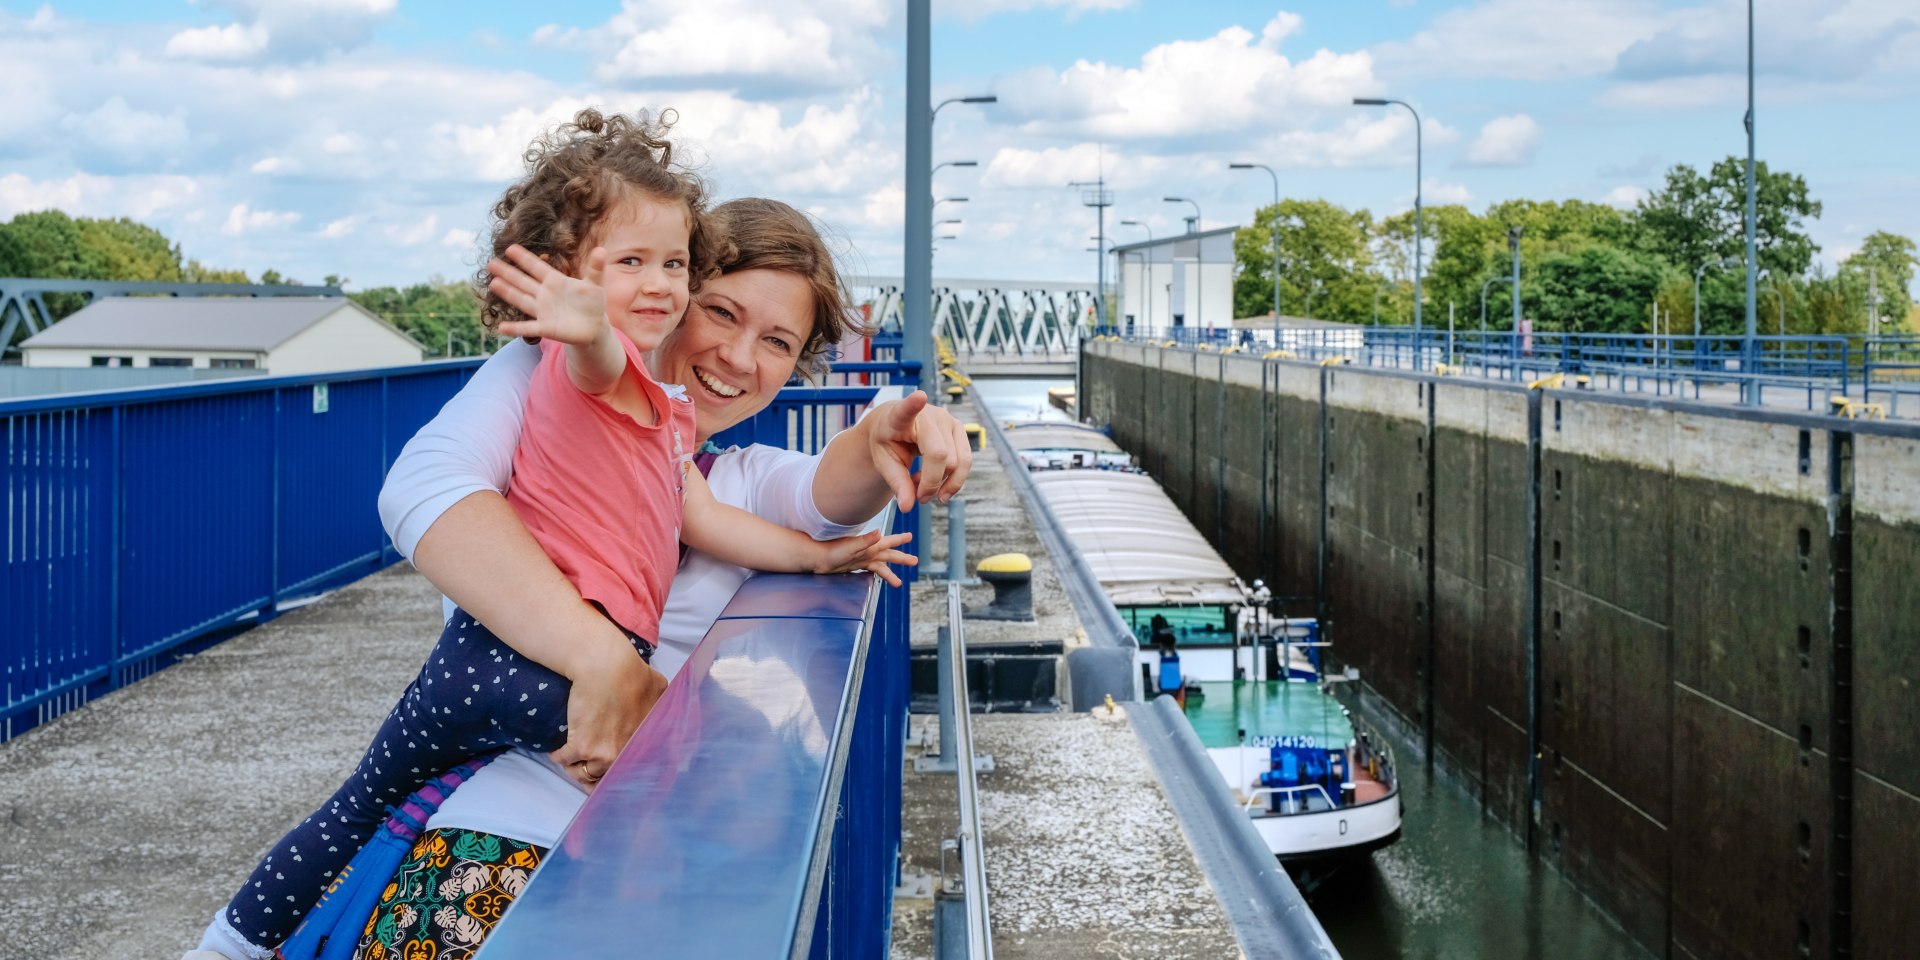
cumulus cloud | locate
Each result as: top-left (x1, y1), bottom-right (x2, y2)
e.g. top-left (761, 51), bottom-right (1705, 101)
top-left (1602, 185), bottom-right (1649, 208)
top-left (388, 214), bottom-right (440, 247)
top-left (320, 215), bottom-right (360, 238)
top-left (166, 22), bottom-right (269, 60)
top-left (1462, 114), bottom-right (1539, 167)
top-left (1424, 180), bottom-right (1472, 206)
top-left (996, 15), bottom-right (1381, 150)
top-left (441, 227), bottom-right (477, 249)
top-left (0, 172), bottom-right (202, 221)
top-left (223, 203), bottom-right (300, 234)
top-left (933, 0), bottom-right (1133, 21)
top-left (555, 0), bottom-right (890, 94)
top-left (58, 97), bottom-right (191, 164)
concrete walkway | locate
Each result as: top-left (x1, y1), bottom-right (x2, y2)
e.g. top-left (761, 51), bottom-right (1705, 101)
top-left (0, 566), bottom-right (447, 960)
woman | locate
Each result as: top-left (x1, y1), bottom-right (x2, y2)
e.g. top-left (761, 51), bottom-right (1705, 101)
top-left (189, 197), bottom-right (969, 960)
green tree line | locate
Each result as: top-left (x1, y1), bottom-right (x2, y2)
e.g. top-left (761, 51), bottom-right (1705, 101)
top-left (1231, 156), bottom-right (1918, 337)
top-left (0, 209), bottom-right (486, 356)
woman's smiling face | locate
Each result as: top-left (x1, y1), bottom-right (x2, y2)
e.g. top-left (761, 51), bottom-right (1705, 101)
top-left (649, 267), bottom-right (815, 442)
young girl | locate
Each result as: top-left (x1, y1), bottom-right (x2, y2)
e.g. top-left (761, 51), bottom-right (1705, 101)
top-left (204, 109), bottom-right (911, 959)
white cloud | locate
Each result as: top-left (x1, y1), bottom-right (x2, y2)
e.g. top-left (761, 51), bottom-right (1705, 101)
top-left (321, 133), bottom-right (358, 154)
top-left (578, 0), bottom-right (890, 93)
top-left (0, 172), bottom-right (201, 221)
top-left (441, 227), bottom-right (477, 249)
top-left (223, 203), bottom-right (300, 234)
top-left (166, 22), bottom-right (270, 60)
top-left (57, 97), bottom-right (191, 162)
top-left (998, 16), bottom-right (1381, 146)
top-left (320, 215), bottom-right (360, 238)
top-left (1425, 180), bottom-right (1472, 206)
top-left (861, 184), bottom-right (905, 230)
top-left (1463, 114), bottom-right (1540, 167)
top-left (933, 0), bottom-right (1133, 20)
top-left (388, 215), bottom-right (440, 247)
top-left (1374, 0), bottom-right (1669, 81)
top-left (1602, 185), bottom-right (1649, 208)
top-left (251, 156), bottom-right (291, 174)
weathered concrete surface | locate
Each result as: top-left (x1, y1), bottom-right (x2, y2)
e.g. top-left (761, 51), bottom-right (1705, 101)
top-left (0, 565), bottom-right (445, 960)
top-left (1080, 338), bottom-right (1920, 960)
top-left (893, 711), bottom-right (1241, 960)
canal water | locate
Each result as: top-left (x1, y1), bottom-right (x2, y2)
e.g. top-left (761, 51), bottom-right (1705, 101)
top-left (974, 375), bottom-right (1650, 960)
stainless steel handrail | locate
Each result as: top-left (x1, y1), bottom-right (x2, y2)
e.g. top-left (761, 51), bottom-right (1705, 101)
top-left (947, 582), bottom-right (994, 960)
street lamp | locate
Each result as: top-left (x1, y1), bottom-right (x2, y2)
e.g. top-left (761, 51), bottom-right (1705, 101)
top-left (1742, 0), bottom-right (1758, 401)
top-left (1165, 197), bottom-right (1203, 328)
top-left (933, 160), bottom-right (978, 177)
top-left (1479, 275), bottom-right (1513, 334)
top-left (934, 196), bottom-right (968, 210)
top-left (933, 95), bottom-right (997, 123)
top-left (1693, 257), bottom-right (1736, 337)
top-left (1231, 162), bottom-right (1282, 344)
top-left (1354, 97), bottom-right (1424, 333)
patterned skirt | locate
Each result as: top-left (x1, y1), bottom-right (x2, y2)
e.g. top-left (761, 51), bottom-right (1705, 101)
top-left (349, 828), bottom-right (546, 960)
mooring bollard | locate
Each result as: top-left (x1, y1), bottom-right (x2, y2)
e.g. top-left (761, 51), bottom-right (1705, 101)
top-left (967, 553), bottom-right (1033, 621)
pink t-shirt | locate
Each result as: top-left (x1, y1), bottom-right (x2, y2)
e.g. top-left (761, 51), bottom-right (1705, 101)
top-left (506, 334), bottom-right (697, 641)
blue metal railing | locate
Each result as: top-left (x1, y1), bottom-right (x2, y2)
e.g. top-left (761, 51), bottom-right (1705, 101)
top-left (2, 359), bottom-right (482, 740)
top-left (1864, 336), bottom-right (1920, 416)
top-left (1094, 325), bottom-right (1880, 412)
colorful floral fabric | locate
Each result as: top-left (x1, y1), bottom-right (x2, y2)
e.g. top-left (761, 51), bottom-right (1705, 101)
top-left (349, 828), bottom-right (545, 960)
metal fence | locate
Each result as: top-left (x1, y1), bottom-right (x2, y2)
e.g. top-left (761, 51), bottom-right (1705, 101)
top-left (2, 359), bottom-right (481, 740)
top-left (1094, 325), bottom-right (1907, 413)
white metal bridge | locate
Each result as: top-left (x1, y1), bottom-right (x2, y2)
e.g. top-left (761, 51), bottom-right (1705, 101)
top-left (850, 276), bottom-right (1095, 365)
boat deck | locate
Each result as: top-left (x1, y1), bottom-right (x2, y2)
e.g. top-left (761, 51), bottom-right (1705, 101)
top-left (1175, 680), bottom-right (1352, 752)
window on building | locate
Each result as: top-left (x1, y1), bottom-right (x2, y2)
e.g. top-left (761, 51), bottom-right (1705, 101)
top-left (148, 357), bottom-right (192, 367)
top-left (91, 356), bottom-right (134, 367)
top-left (210, 358), bottom-right (257, 369)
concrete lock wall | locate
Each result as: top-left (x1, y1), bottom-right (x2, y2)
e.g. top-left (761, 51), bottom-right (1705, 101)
top-left (1078, 339), bottom-right (1920, 960)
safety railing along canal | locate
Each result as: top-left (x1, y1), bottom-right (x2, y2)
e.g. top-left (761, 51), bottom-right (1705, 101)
top-left (1091, 325), bottom-right (1920, 414)
top-left (914, 582), bottom-right (996, 960)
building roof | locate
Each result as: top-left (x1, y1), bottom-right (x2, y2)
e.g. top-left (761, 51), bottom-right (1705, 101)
top-left (19, 297), bottom-right (420, 353)
top-left (1108, 225), bottom-right (1239, 256)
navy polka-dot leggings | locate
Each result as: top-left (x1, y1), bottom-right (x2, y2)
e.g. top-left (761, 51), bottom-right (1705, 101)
top-left (221, 609), bottom-right (651, 950)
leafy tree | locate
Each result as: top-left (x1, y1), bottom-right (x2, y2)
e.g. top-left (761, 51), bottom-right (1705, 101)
top-left (1516, 246), bottom-right (1673, 333)
top-left (1840, 231), bottom-right (1916, 330)
top-left (1234, 199), bottom-right (1375, 323)
top-left (1633, 157), bottom-right (1822, 279)
top-left (184, 260), bottom-right (252, 284)
top-left (74, 217), bottom-right (183, 282)
top-left (350, 277), bottom-right (486, 357)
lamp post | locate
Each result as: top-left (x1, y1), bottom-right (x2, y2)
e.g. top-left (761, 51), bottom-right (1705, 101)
top-left (1480, 275), bottom-right (1513, 333)
top-left (933, 95), bottom-right (997, 123)
top-left (934, 196), bottom-right (968, 210)
top-left (1165, 197), bottom-right (1202, 327)
top-left (933, 160), bottom-right (978, 177)
top-left (1693, 257), bottom-right (1736, 337)
top-left (1742, 0), bottom-right (1758, 402)
top-left (1230, 161), bottom-right (1282, 344)
top-left (1354, 97), bottom-right (1424, 334)
top-left (1120, 219), bottom-right (1153, 332)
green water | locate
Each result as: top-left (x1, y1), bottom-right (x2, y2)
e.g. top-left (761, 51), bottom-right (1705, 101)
top-left (1306, 702), bottom-right (1651, 960)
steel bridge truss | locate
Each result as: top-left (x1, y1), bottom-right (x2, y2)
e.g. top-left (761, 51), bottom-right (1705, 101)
top-left (852, 276), bottom-right (1095, 356)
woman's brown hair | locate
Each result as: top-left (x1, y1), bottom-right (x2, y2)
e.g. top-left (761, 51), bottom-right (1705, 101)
top-left (476, 107), bottom-right (715, 332)
top-left (705, 198), bottom-right (871, 380)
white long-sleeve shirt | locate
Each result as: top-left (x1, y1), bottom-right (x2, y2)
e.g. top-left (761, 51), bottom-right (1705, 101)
top-left (378, 340), bottom-right (891, 844)
top-left (376, 337), bottom-right (878, 679)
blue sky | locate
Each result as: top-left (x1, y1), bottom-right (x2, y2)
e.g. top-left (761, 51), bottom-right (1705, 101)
top-left (2, 0), bottom-right (1914, 297)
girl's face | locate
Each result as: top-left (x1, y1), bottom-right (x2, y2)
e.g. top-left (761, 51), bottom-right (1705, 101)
top-left (649, 267), bottom-right (815, 442)
top-left (593, 195), bottom-right (692, 354)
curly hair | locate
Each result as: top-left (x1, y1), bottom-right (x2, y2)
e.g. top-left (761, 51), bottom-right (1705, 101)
top-left (476, 107), bottom-right (715, 332)
top-left (704, 198), bottom-right (872, 380)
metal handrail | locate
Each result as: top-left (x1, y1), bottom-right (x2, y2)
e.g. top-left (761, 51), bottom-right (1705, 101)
top-left (946, 582), bottom-right (994, 960)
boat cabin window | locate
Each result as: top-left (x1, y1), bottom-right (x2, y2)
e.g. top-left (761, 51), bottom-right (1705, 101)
top-left (1122, 605), bottom-right (1237, 647)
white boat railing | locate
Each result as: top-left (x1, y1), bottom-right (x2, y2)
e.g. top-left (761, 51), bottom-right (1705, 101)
top-left (1243, 784), bottom-right (1338, 816)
